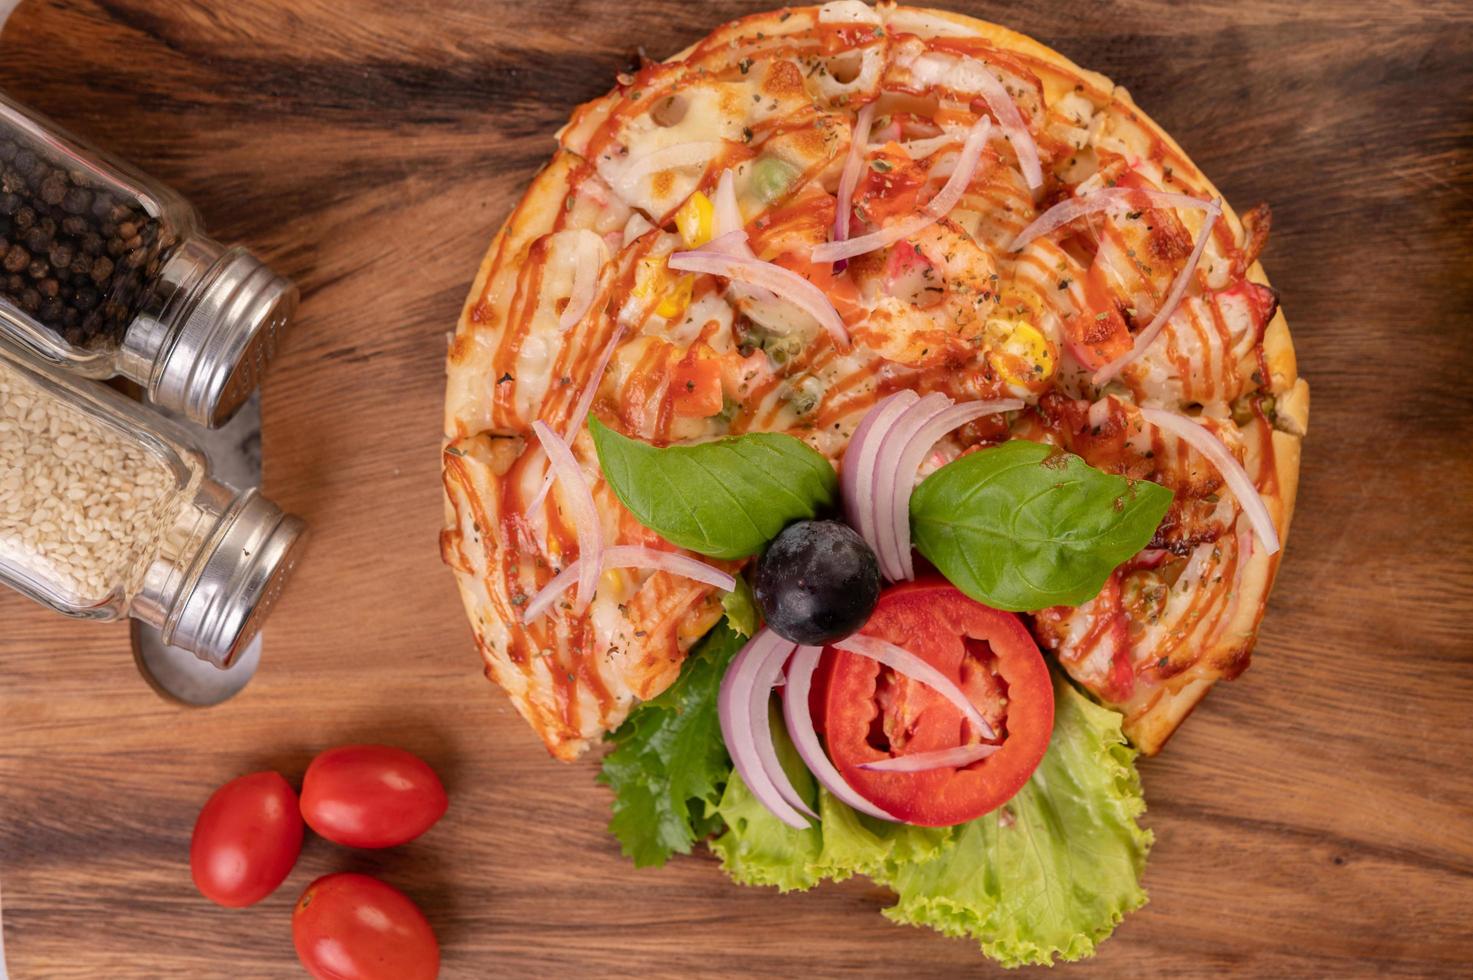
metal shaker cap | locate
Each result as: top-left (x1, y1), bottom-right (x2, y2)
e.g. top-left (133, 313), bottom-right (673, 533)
top-left (149, 244), bottom-right (298, 428)
top-left (161, 486), bottom-right (307, 668)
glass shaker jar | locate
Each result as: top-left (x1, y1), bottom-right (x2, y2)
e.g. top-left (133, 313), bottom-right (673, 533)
top-left (0, 88), bottom-right (297, 428)
top-left (0, 337), bottom-right (306, 668)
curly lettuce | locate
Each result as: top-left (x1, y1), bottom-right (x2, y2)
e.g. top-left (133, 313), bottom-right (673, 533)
top-left (597, 623), bottom-right (743, 867)
top-left (600, 622), bottom-right (1151, 965)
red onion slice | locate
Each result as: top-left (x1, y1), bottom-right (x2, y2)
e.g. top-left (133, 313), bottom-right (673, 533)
top-left (614, 140), bottom-right (727, 197)
top-left (858, 743), bottom-right (1000, 773)
top-left (694, 177), bottom-right (781, 306)
top-left (1091, 201), bottom-right (1221, 385)
top-left (832, 634), bottom-right (995, 739)
top-left (668, 248), bottom-right (850, 348)
top-left (599, 545), bottom-right (735, 592)
top-left (841, 391), bottom-right (920, 570)
top-left (811, 211), bottom-right (934, 266)
top-left (873, 393), bottom-right (951, 580)
top-left (969, 65), bottom-right (1043, 191)
top-left (717, 629), bottom-right (811, 830)
top-left (1138, 407), bottom-right (1281, 556)
top-left (1009, 187), bottom-right (1217, 252)
top-left (832, 102), bottom-right (877, 271)
top-left (911, 116), bottom-right (992, 226)
top-left (520, 561), bottom-right (581, 624)
top-left (898, 133), bottom-right (962, 159)
top-left (520, 545), bottom-right (734, 624)
top-left (531, 421), bottom-right (603, 612)
top-left (528, 323), bottom-right (628, 518)
top-left (557, 236), bottom-right (603, 332)
top-left (811, 117), bottom-right (991, 264)
top-left (783, 645), bottom-right (897, 822)
top-left (890, 398), bottom-right (1024, 580)
top-left (753, 638), bottom-right (818, 819)
top-left (711, 170), bottom-right (755, 255)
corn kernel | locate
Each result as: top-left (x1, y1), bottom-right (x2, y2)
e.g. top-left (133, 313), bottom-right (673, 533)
top-left (634, 255), bottom-right (694, 320)
top-left (986, 318), bottom-right (1056, 386)
top-left (675, 191), bottom-right (715, 247)
top-left (656, 274), bottom-right (694, 319)
top-left (632, 255), bottom-right (663, 300)
top-left (599, 567), bottom-right (633, 599)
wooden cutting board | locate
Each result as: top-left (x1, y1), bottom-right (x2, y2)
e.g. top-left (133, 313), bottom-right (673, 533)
top-left (1, 1), bottom-right (1470, 976)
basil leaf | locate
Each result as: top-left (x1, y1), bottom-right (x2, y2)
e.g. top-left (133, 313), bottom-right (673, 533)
top-left (910, 440), bottom-right (1172, 612)
top-left (590, 418), bottom-right (837, 559)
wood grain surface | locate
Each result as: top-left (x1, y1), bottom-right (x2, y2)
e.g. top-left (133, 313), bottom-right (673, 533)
top-left (1, 1), bottom-right (1470, 976)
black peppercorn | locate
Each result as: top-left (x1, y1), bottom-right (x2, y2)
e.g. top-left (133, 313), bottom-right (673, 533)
top-left (0, 122), bottom-right (175, 346)
top-left (60, 186), bottom-right (91, 215)
top-left (39, 173), bottom-right (66, 206)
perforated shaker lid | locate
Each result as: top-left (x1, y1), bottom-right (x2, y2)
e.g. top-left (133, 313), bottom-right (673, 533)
top-left (162, 488), bottom-right (307, 668)
top-left (150, 245), bottom-right (297, 428)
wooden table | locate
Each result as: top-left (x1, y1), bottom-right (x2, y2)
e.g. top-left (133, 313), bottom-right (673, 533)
top-left (2, 1), bottom-right (1470, 976)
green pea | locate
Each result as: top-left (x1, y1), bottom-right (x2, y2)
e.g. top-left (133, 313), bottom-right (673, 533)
top-left (750, 156), bottom-right (801, 204)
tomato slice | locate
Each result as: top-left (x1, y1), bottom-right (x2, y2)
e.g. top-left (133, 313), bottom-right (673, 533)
top-left (819, 580), bottom-right (1054, 827)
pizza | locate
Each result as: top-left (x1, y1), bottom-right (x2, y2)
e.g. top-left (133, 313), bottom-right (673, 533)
top-left (440, 0), bottom-right (1308, 762)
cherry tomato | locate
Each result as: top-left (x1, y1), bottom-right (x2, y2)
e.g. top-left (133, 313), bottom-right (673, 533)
top-left (293, 873), bottom-right (439, 980)
top-left (819, 580), bottom-right (1054, 826)
top-left (190, 771), bottom-right (303, 908)
top-left (300, 745), bottom-right (447, 848)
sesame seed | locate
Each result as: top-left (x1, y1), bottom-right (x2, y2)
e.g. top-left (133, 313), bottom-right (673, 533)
top-left (0, 362), bottom-right (178, 603)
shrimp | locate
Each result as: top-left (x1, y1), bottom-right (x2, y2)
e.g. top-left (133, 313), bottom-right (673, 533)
top-left (1121, 279), bottom-right (1279, 409)
top-left (848, 217), bottom-right (999, 368)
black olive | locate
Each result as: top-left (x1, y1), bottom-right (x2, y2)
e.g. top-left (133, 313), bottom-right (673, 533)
top-left (755, 520), bottom-right (881, 646)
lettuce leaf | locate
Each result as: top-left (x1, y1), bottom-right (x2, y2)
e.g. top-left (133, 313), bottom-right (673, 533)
top-left (710, 670), bottom-right (1151, 966)
top-left (710, 700), bottom-right (952, 890)
top-left (720, 576), bottom-right (759, 638)
top-left (597, 623), bottom-right (744, 867)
